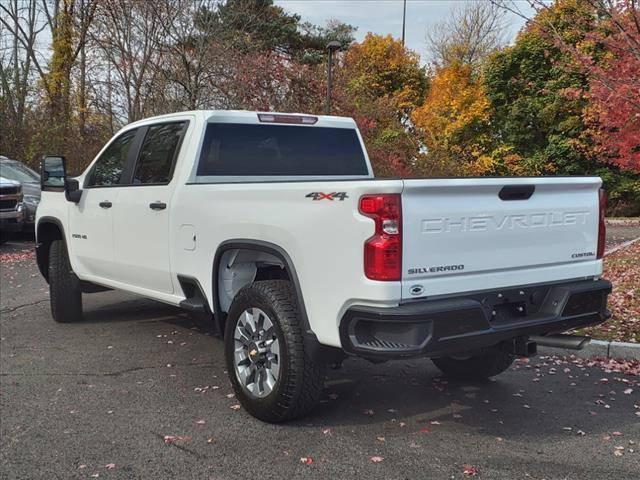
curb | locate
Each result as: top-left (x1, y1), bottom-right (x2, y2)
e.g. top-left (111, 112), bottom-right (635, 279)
top-left (539, 339), bottom-right (640, 360)
top-left (605, 236), bottom-right (640, 256)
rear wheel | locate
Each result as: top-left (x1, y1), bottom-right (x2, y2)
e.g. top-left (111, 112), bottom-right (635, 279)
top-left (224, 280), bottom-right (324, 422)
top-left (0, 232), bottom-right (9, 245)
top-left (49, 240), bottom-right (83, 323)
top-left (432, 350), bottom-right (514, 380)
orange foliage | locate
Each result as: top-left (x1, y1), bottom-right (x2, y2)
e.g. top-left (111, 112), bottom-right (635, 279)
top-left (411, 63), bottom-right (491, 175)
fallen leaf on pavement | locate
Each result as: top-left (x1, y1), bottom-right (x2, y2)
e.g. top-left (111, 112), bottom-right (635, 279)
top-left (300, 457), bottom-right (313, 465)
top-left (370, 456), bottom-right (384, 463)
top-left (462, 464), bottom-right (479, 476)
top-left (163, 435), bottom-right (191, 444)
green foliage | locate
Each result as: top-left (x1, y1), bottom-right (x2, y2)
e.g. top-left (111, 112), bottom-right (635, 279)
top-left (195, 0), bottom-right (355, 64)
top-left (201, 0), bottom-right (301, 53)
top-left (484, 32), bottom-right (587, 170)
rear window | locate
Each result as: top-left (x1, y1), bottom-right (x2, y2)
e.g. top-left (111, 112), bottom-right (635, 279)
top-left (196, 123), bottom-right (368, 177)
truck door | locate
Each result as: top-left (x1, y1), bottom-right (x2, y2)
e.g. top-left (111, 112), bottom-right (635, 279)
top-left (68, 128), bottom-right (139, 280)
top-left (111, 121), bottom-right (189, 294)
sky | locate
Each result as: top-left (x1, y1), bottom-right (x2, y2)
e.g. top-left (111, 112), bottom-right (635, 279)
top-left (274, 0), bottom-right (536, 64)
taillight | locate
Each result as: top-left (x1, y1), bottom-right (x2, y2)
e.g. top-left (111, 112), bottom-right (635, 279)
top-left (597, 188), bottom-right (606, 259)
top-left (359, 194), bottom-right (402, 281)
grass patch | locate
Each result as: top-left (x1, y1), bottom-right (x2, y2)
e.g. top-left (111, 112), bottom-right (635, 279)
top-left (575, 241), bottom-right (639, 343)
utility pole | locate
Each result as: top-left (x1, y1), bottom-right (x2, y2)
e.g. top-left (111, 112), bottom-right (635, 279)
top-left (402, 0), bottom-right (407, 46)
top-left (325, 41), bottom-right (341, 115)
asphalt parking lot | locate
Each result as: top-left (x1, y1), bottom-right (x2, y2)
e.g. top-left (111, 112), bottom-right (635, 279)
top-left (1, 237), bottom-right (639, 479)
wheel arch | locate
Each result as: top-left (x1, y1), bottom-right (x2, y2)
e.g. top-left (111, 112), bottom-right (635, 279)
top-left (36, 216), bottom-right (66, 282)
top-left (212, 240), bottom-right (311, 335)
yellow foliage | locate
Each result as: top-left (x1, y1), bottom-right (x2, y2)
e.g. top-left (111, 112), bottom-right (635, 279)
top-left (342, 33), bottom-right (426, 110)
top-left (47, 0), bottom-right (75, 117)
top-left (411, 63), bottom-right (491, 174)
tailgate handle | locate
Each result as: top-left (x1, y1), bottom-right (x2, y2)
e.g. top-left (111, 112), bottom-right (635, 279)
top-left (499, 185), bottom-right (535, 201)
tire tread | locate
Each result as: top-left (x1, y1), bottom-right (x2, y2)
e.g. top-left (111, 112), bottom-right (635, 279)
top-left (225, 280), bottom-right (324, 422)
top-left (49, 240), bottom-right (83, 323)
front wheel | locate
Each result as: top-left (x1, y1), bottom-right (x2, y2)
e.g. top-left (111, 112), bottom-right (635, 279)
top-left (224, 280), bottom-right (324, 422)
top-left (49, 240), bottom-right (83, 323)
top-left (432, 350), bottom-right (515, 380)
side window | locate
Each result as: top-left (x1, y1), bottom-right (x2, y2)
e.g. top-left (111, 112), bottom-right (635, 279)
top-left (132, 122), bottom-right (186, 184)
top-left (88, 129), bottom-right (138, 187)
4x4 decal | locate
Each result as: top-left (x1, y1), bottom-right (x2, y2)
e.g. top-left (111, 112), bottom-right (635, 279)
top-left (306, 192), bottom-right (349, 201)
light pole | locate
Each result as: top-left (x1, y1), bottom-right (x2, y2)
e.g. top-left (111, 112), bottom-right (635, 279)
top-left (325, 41), bottom-right (341, 115)
top-left (402, 0), bottom-right (407, 46)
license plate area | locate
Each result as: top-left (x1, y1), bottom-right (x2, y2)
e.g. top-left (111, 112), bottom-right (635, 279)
top-left (491, 301), bottom-right (528, 325)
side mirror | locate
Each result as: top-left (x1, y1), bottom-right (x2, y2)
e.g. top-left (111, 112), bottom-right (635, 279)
top-left (41, 155), bottom-right (66, 190)
top-left (40, 155), bottom-right (82, 203)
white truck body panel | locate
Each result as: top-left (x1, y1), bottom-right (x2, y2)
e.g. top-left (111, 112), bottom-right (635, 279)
top-left (36, 110), bottom-right (606, 350)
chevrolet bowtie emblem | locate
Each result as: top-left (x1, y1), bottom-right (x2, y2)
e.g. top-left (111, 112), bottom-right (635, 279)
top-left (249, 349), bottom-right (258, 358)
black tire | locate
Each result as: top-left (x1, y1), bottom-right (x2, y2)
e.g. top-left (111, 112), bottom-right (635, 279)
top-left (432, 350), bottom-right (515, 380)
top-left (0, 232), bottom-right (9, 245)
top-left (224, 280), bottom-right (324, 422)
top-left (49, 240), bottom-right (83, 323)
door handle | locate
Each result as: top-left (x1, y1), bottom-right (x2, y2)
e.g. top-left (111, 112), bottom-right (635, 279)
top-left (99, 201), bottom-right (112, 209)
top-left (149, 201), bottom-right (167, 211)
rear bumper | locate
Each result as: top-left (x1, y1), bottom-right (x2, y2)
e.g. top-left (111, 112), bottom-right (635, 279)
top-left (339, 279), bottom-right (612, 359)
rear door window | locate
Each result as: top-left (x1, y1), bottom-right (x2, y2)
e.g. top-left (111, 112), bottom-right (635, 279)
top-left (196, 124), bottom-right (368, 177)
top-left (132, 122), bottom-right (187, 184)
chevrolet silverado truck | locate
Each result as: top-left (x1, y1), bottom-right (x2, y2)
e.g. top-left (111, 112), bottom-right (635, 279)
top-left (0, 176), bottom-right (25, 244)
top-left (35, 110), bottom-right (611, 422)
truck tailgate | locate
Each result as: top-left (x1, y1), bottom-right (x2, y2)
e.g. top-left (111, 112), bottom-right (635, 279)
top-left (401, 177), bottom-right (602, 300)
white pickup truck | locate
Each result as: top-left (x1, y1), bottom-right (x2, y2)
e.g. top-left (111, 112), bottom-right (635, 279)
top-left (36, 110), bottom-right (611, 422)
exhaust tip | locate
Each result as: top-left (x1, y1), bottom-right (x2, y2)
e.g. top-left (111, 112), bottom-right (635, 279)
top-left (530, 334), bottom-right (591, 350)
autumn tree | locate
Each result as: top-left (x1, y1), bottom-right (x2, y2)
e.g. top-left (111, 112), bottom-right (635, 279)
top-left (427, 1), bottom-right (509, 70)
top-left (0, 0), bottom-right (41, 161)
top-left (335, 34), bottom-right (427, 176)
top-left (412, 63), bottom-right (492, 175)
top-left (0, 0), bottom-right (100, 168)
top-left (484, 1), bottom-right (603, 173)
top-left (342, 33), bottom-right (427, 111)
top-left (489, 0), bottom-right (639, 213)
top-left (562, 0), bottom-right (639, 173)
